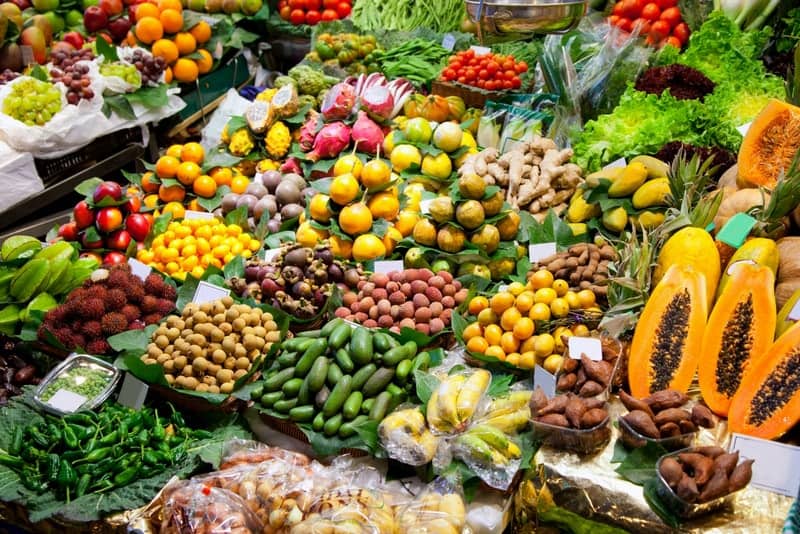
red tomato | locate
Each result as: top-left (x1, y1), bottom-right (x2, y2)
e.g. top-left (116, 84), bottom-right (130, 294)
top-left (664, 35), bottom-right (682, 48)
top-left (660, 6), bottom-right (681, 27)
top-left (279, 5), bottom-right (291, 19)
top-left (655, 0), bottom-right (676, 8)
top-left (463, 49), bottom-right (475, 59)
top-left (305, 9), bottom-right (321, 24)
top-left (515, 60), bottom-right (528, 73)
top-left (451, 61), bottom-right (462, 70)
top-left (288, 0), bottom-right (306, 8)
top-left (502, 69), bottom-right (515, 80)
top-left (278, 0), bottom-right (287, 7)
top-left (641, 3), bottom-right (660, 20)
top-left (289, 8), bottom-right (305, 23)
top-left (673, 22), bottom-right (690, 44)
top-left (476, 79), bottom-right (486, 89)
top-left (621, 0), bottom-right (644, 18)
top-left (465, 68), bottom-right (476, 80)
top-left (511, 77), bottom-right (521, 89)
top-left (612, 1), bottom-right (624, 15)
top-left (320, 8), bottom-right (337, 20)
top-left (336, 2), bottom-right (350, 17)
top-left (617, 17), bottom-right (633, 32)
top-left (502, 58), bottom-right (514, 71)
top-left (502, 79), bottom-right (513, 90)
top-left (650, 19), bottom-right (671, 39)
top-left (477, 68), bottom-right (487, 79)
top-left (306, 0), bottom-right (320, 9)
top-left (457, 76), bottom-right (466, 84)
top-left (322, 0), bottom-right (337, 7)
top-left (486, 60), bottom-right (499, 74)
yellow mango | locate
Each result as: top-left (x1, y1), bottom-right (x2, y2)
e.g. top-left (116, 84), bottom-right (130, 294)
top-left (566, 189), bottom-right (601, 223)
top-left (632, 177), bottom-right (671, 209)
top-left (608, 162), bottom-right (648, 197)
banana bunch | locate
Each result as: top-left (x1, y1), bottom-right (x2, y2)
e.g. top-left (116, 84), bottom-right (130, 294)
top-left (427, 369), bottom-right (491, 433)
top-left (303, 489), bottom-right (397, 534)
top-left (397, 492), bottom-right (466, 534)
top-left (479, 391), bottom-right (533, 434)
top-left (567, 155), bottom-right (671, 234)
top-left (378, 408), bottom-right (439, 466)
top-left (456, 424), bottom-right (522, 468)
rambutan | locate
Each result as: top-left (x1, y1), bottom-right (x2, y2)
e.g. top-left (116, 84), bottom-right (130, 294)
top-left (128, 320), bottom-right (145, 330)
top-left (68, 287), bottom-right (88, 302)
top-left (101, 312), bottom-right (128, 335)
top-left (127, 283), bottom-right (146, 304)
top-left (86, 339), bottom-right (110, 355)
top-left (77, 298), bottom-right (105, 319)
top-left (142, 313), bottom-right (162, 325)
top-left (72, 333), bottom-right (86, 350)
top-left (143, 273), bottom-right (164, 295)
top-left (106, 268), bottom-right (132, 289)
top-left (106, 289), bottom-right (127, 310)
top-left (141, 295), bottom-right (158, 313)
top-left (81, 321), bottom-right (103, 339)
top-left (45, 306), bottom-right (66, 324)
top-left (120, 305), bottom-right (141, 322)
top-left (54, 328), bottom-right (75, 348)
top-left (85, 284), bottom-right (108, 300)
top-left (156, 299), bottom-right (175, 316)
top-left (70, 320), bottom-right (84, 333)
top-left (160, 284), bottom-right (177, 301)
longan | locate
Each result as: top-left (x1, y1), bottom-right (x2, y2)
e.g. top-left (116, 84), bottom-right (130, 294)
top-left (193, 311), bottom-right (209, 324)
top-left (192, 357), bottom-right (209, 372)
top-left (195, 383), bottom-right (210, 392)
top-left (199, 302), bottom-right (213, 314)
top-left (233, 369), bottom-right (248, 380)
top-left (212, 349), bottom-right (227, 364)
top-left (221, 295), bottom-right (234, 307)
top-left (224, 357), bottom-right (237, 370)
top-left (155, 326), bottom-right (169, 337)
top-left (163, 360), bottom-right (175, 372)
top-left (184, 317), bottom-right (193, 329)
top-left (155, 335), bottom-right (169, 349)
top-left (210, 327), bottom-right (225, 343)
top-left (235, 356), bottom-right (251, 370)
top-left (174, 355), bottom-right (188, 370)
top-left (222, 337), bottom-right (236, 353)
top-left (182, 365), bottom-right (194, 377)
top-left (189, 345), bottom-right (203, 359)
top-left (265, 331), bottom-right (280, 343)
top-left (167, 327), bottom-right (181, 340)
top-left (175, 376), bottom-right (187, 387)
top-left (148, 344), bottom-right (162, 358)
top-left (217, 369), bottom-right (234, 383)
top-left (220, 322), bottom-right (233, 335)
top-left (156, 353), bottom-right (171, 364)
top-left (165, 374), bottom-right (175, 385)
top-left (263, 320), bottom-right (277, 332)
top-left (220, 382), bottom-right (234, 394)
top-left (213, 313), bottom-right (226, 325)
top-left (202, 375), bottom-right (217, 386)
top-left (208, 385), bottom-right (220, 394)
top-left (142, 357), bottom-right (157, 365)
top-left (184, 377), bottom-right (199, 390)
top-left (207, 363), bottom-right (221, 376)
top-left (242, 326), bottom-right (255, 336)
top-left (252, 326), bottom-right (267, 338)
top-left (225, 308), bottom-right (239, 322)
top-left (234, 344), bottom-right (247, 358)
top-left (232, 317), bottom-right (247, 332)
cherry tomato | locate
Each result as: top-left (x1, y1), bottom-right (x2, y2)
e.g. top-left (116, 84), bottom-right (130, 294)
top-left (451, 61), bottom-right (462, 71)
top-left (279, 5), bottom-right (291, 19)
top-left (442, 68), bottom-right (455, 80)
top-left (501, 69), bottom-right (514, 80)
top-left (617, 17), bottom-right (633, 32)
top-left (305, 0), bottom-right (320, 9)
top-left (612, 1), bottom-right (624, 15)
top-left (322, 0), bottom-right (337, 7)
top-left (464, 68), bottom-right (476, 81)
top-left (515, 61), bottom-right (528, 73)
top-left (288, 0), bottom-right (306, 8)
top-left (305, 9), bottom-right (321, 24)
top-left (457, 76), bottom-right (467, 84)
top-left (660, 6), bottom-right (681, 27)
top-left (664, 36), bottom-right (682, 49)
top-left (641, 3), bottom-right (660, 20)
top-left (463, 49), bottom-right (475, 59)
top-left (655, 0), bottom-right (676, 8)
top-left (476, 79), bottom-right (486, 89)
top-left (673, 22), bottom-right (690, 45)
top-left (511, 77), bottom-right (521, 89)
top-left (632, 18), bottom-right (651, 34)
top-left (278, 0), bottom-right (287, 7)
top-left (502, 59), bottom-right (514, 71)
top-left (650, 19), bottom-right (671, 40)
top-left (486, 60), bottom-right (499, 74)
top-left (289, 8), bottom-right (305, 24)
top-left (621, 0), bottom-right (644, 18)
top-left (502, 79), bottom-right (513, 90)
top-left (320, 8), bottom-right (337, 20)
top-left (335, 2), bottom-right (350, 17)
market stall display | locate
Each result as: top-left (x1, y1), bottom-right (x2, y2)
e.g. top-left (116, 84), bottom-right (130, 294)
top-left (0, 3), bottom-right (799, 533)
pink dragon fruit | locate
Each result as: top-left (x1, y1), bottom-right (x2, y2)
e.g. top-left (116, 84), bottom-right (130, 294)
top-left (351, 111), bottom-right (385, 155)
top-left (361, 85), bottom-right (395, 121)
top-left (280, 157), bottom-right (303, 176)
top-left (307, 121), bottom-right (351, 162)
top-left (299, 110), bottom-right (321, 152)
top-left (320, 83), bottom-right (356, 121)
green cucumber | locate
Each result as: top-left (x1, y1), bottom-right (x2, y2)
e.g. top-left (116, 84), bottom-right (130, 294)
top-left (372, 332), bottom-right (393, 352)
top-left (297, 329), bottom-right (322, 338)
top-left (362, 367), bottom-right (395, 397)
top-left (323, 413), bottom-right (343, 436)
top-left (295, 338), bottom-right (327, 377)
top-left (320, 318), bottom-right (344, 338)
top-left (298, 376), bottom-right (311, 405)
top-left (350, 327), bottom-right (373, 365)
top-left (282, 377), bottom-right (304, 397)
top-left (386, 383), bottom-right (404, 397)
top-left (335, 348), bottom-right (354, 373)
top-left (322, 375), bottom-right (352, 417)
top-left (412, 351), bottom-right (431, 372)
top-left (339, 415), bottom-right (369, 438)
top-left (282, 336), bottom-right (313, 351)
top-left (369, 391), bottom-right (391, 421)
top-left (383, 341), bottom-right (417, 366)
top-left (351, 363), bottom-right (377, 391)
top-left (361, 397), bottom-right (375, 414)
top-left (289, 405), bottom-right (315, 423)
top-left (276, 351), bottom-right (300, 368)
top-left (342, 391), bottom-right (363, 420)
top-left (395, 359), bottom-right (413, 384)
top-left (265, 367), bottom-right (296, 392)
top-left (315, 386), bottom-right (330, 409)
top-left (327, 362), bottom-right (343, 388)
top-left (328, 323), bottom-right (352, 350)
top-left (312, 412), bottom-right (325, 432)
top-left (273, 398), bottom-right (298, 414)
top-left (250, 384), bottom-right (264, 400)
top-left (308, 357), bottom-right (329, 392)
top-left (260, 391), bottom-right (283, 408)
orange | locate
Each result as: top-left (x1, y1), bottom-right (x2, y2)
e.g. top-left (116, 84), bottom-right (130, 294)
top-left (338, 203), bottom-right (373, 236)
top-left (505, 353), bottom-right (521, 367)
top-left (485, 345), bottom-right (505, 361)
top-left (393, 210), bottom-right (419, 237)
top-left (189, 20), bottom-right (211, 43)
top-left (572, 324), bottom-right (590, 337)
top-left (308, 194), bottom-right (332, 223)
top-left (163, 66), bottom-right (173, 83)
top-left (186, 198), bottom-right (204, 211)
top-left (466, 336), bottom-right (488, 354)
top-left (157, 0), bottom-right (182, 11)
top-left (360, 159), bottom-right (391, 189)
top-left (141, 171), bottom-right (159, 193)
top-left (134, 2), bottom-right (159, 21)
top-left (490, 292), bottom-right (515, 315)
top-left (500, 332), bottom-right (519, 354)
top-left (382, 227), bottom-right (402, 254)
top-left (512, 317), bottom-right (535, 340)
top-left (329, 235), bottom-right (353, 259)
top-left (552, 279), bottom-right (569, 297)
top-left (230, 175), bottom-right (249, 194)
top-left (534, 287), bottom-right (557, 305)
top-left (514, 291), bottom-right (534, 313)
top-left (210, 167), bottom-right (233, 186)
top-left (162, 201), bottom-right (186, 219)
top-left (180, 142), bottom-right (204, 164)
top-left (155, 155), bottom-right (180, 178)
top-left (528, 302), bottom-right (551, 321)
top-left (173, 57), bottom-right (198, 83)
top-left (329, 173), bottom-right (360, 205)
top-left (174, 32), bottom-right (196, 55)
top-left (158, 183), bottom-right (185, 203)
top-left (296, 221), bottom-right (328, 247)
top-left (550, 297), bottom-right (570, 318)
top-left (462, 322), bottom-right (483, 341)
top-left (534, 334), bottom-right (555, 357)
top-left (195, 49), bottom-right (213, 74)
top-left (500, 307), bottom-right (521, 331)
top-left (143, 193), bottom-right (159, 209)
top-left (530, 269), bottom-right (555, 290)
top-left (151, 38), bottom-right (179, 64)
top-left (468, 296), bottom-right (489, 316)
top-left (176, 161), bottom-right (201, 185)
top-left (507, 281), bottom-right (526, 296)
top-left (135, 16), bottom-right (163, 44)
top-left (520, 336), bottom-right (537, 354)
top-left (193, 175), bottom-right (217, 197)
top-left (519, 352), bottom-right (536, 370)
top-left (484, 324), bottom-right (503, 346)
top-left (165, 143), bottom-right (183, 159)
top-left (476, 308), bottom-right (497, 327)
top-left (577, 289), bottom-right (597, 309)
top-left (159, 8), bottom-right (183, 33)
top-left (352, 234), bottom-right (386, 261)
top-left (564, 291), bottom-right (580, 310)
top-left (367, 192), bottom-right (399, 220)
top-left (126, 31), bottom-right (136, 46)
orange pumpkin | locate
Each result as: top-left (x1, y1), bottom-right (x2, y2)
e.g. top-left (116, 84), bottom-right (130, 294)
top-left (445, 95), bottom-right (465, 121)
top-left (737, 99), bottom-right (800, 188)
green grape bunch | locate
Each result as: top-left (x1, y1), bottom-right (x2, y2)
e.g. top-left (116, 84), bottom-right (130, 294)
top-left (100, 62), bottom-right (142, 89)
top-left (2, 78), bottom-right (63, 126)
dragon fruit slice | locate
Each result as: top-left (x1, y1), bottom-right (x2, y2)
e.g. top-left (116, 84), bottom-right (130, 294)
top-left (320, 82), bottom-right (357, 121)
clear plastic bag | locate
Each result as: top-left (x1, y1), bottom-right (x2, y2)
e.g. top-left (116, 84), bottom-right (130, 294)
top-left (425, 368), bottom-right (492, 435)
top-left (219, 438), bottom-right (312, 470)
top-left (291, 488), bottom-right (399, 534)
top-left (396, 476), bottom-right (471, 534)
top-left (378, 406), bottom-right (441, 466)
top-left (160, 482), bottom-right (263, 534)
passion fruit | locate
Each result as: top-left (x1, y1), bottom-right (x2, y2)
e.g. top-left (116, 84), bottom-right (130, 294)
top-left (412, 219), bottom-right (438, 246)
top-left (470, 224), bottom-right (500, 254)
top-left (496, 211), bottom-right (521, 240)
top-left (455, 200), bottom-right (485, 230)
top-left (481, 190), bottom-right (504, 216)
top-left (458, 173), bottom-right (486, 200)
top-left (437, 226), bottom-right (466, 253)
top-left (429, 197), bottom-right (454, 223)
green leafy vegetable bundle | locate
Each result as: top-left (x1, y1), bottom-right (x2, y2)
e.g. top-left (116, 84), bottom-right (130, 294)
top-left (351, 0), bottom-right (466, 34)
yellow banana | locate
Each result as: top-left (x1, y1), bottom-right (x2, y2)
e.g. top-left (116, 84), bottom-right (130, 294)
top-left (483, 406), bottom-right (531, 433)
top-left (486, 390), bottom-right (532, 417)
top-left (468, 425), bottom-right (521, 459)
top-left (455, 369), bottom-right (491, 423)
top-left (436, 374), bottom-right (467, 428)
top-left (426, 388), bottom-right (453, 432)
top-left (438, 493), bottom-right (466, 527)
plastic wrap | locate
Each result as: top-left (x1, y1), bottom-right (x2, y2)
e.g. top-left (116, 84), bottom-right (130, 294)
top-left (291, 488), bottom-right (398, 534)
top-left (476, 101), bottom-right (508, 149)
top-left (378, 407), bottom-right (441, 466)
top-left (160, 482), bottom-right (263, 534)
top-left (396, 477), bottom-right (470, 534)
top-left (219, 438), bottom-right (312, 470)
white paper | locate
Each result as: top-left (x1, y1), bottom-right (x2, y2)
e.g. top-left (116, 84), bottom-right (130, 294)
top-left (788, 298), bottom-right (800, 322)
top-left (261, 249), bottom-right (281, 262)
top-left (374, 260), bottom-right (403, 274)
top-left (730, 433), bottom-right (800, 497)
top-left (184, 210), bottom-right (215, 220)
top-left (470, 45), bottom-right (491, 56)
top-left (442, 34), bottom-right (456, 51)
top-left (603, 157), bottom-right (627, 170)
top-left (497, 284), bottom-right (509, 293)
top-left (117, 373), bottom-right (148, 410)
top-left (568, 336), bottom-right (602, 361)
top-left (47, 389), bottom-right (87, 412)
top-left (529, 242), bottom-right (557, 263)
top-left (193, 281), bottom-right (230, 304)
top-left (128, 258), bottom-right (152, 281)
top-left (533, 366), bottom-right (557, 398)
top-left (419, 199), bottom-right (433, 215)
top-left (737, 122), bottom-right (752, 136)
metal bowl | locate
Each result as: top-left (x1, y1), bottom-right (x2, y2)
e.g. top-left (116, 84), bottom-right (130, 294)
top-left (466, 0), bottom-right (587, 36)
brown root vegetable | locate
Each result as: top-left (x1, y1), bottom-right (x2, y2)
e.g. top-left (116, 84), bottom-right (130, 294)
top-left (714, 452), bottom-right (740, 477)
top-left (698, 468), bottom-right (730, 502)
top-left (583, 397), bottom-right (606, 410)
top-left (691, 404), bottom-right (715, 428)
top-left (676, 474), bottom-right (699, 503)
top-left (562, 358), bottom-right (579, 373)
top-left (619, 390), bottom-right (655, 418)
top-left (556, 373), bottom-right (577, 392)
top-left (580, 354), bottom-right (613, 386)
top-left (728, 459), bottom-right (754, 492)
top-left (575, 367), bottom-right (587, 389)
top-left (624, 410), bottom-right (660, 438)
top-left (658, 422), bottom-right (681, 438)
top-left (660, 456), bottom-right (684, 488)
top-left (678, 453), bottom-right (715, 485)
top-left (654, 408), bottom-right (692, 426)
top-left (530, 388), bottom-right (548, 413)
top-left (678, 419), bottom-right (697, 434)
top-left (693, 446), bottom-right (726, 459)
top-left (580, 408), bottom-right (608, 429)
top-left (537, 413), bottom-right (569, 427)
top-left (644, 390), bottom-right (688, 411)
top-left (565, 396), bottom-right (588, 428)
top-left (537, 395), bottom-right (570, 416)
top-left (578, 380), bottom-right (604, 397)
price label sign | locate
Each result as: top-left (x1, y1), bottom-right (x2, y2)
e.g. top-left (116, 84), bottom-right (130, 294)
top-left (788, 299), bottom-right (800, 321)
top-left (442, 34), bottom-right (456, 51)
top-left (192, 281), bottom-right (230, 305)
top-left (737, 122), bottom-right (752, 136)
top-left (470, 45), bottom-right (491, 56)
top-left (374, 260), bottom-right (403, 274)
top-left (261, 249), bottom-right (281, 262)
top-left (47, 389), bottom-right (87, 412)
top-left (118, 373), bottom-right (148, 410)
top-left (533, 366), bottom-right (557, 398)
top-left (717, 213), bottom-right (757, 248)
top-left (420, 199), bottom-right (433, 215)
top-left (568, 336), bottom-right (602, 361)
top-left (603, 157), bottom-right (627, 170)
top-left (184, 210), bottom-right (215, 220)
top-left (529, 242), bottom-right (556, 263)
top-left (128, 258), bottom-right (152, 281)
top-left (729, 434), bottom-right (800, 497)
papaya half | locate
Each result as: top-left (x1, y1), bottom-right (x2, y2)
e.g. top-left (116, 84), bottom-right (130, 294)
top-left (737, 99), bottom-right (800, 189)
top-left (716, 237), bottom-right (779, 298)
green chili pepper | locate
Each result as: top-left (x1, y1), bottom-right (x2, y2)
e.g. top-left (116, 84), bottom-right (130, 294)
top-left (47, 423), bottom-right (62, 444)
top-left (46, 454), bottom-right (61, 482)
top-left (82, 446), bottom-right (113, 463)
top-left (56, 461), bottom-right (77, 488)
top-left (62, 422), bottom-right (78, 449)
top-left (73, 424), bottom-right (93, 442)
top-left (99, 430), bottom-right (119, 445)
top-left (64, 413), bottom-right (93, 426)
top-left (21, 468), bottom-right (46, 492)
top-left (0, 453), bottom-right (23, 469)
top-left (75, 473), bottom-right (91, 498)
top-left (8, 427), bottom-right (22, 456)
top-left (191, 429), bottom-right (213, 439)
top-left (28, 427), bottom-right (49, 449)
top-left (169, 405), bottom-right (185, 427)
top-left (142, 450), bottom-right (165, 466)
top-left (137, 429), bottom-right (149, 445)
top-left (113, 462), bottom-right (140, 486)
top-left (118, 421), bottom-right (128, 442)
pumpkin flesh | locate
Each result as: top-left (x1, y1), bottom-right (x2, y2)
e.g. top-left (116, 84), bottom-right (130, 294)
top-left (737, 99), bottom-right (800, 189)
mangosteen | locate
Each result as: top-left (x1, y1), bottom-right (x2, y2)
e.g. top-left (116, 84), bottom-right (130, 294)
top-left (314, 247), bottom-right (334, 265)
top-left (222, 192), bottom-right (239, 212)
top-left (292, 281), bottom-right (313, 298)
top-left (236, 194), bottom-right (259, 215)
top-left (281, 203), bottom-right (304, 221)
top-left (284, 248), bottom-right (312, 268)
top-left (327, 264), bottom-right (344, 283)
top-left (244, 264), bottom-right (261, 282)
top-left (261, 170), bottom-right (282, 193)
top-left (344, 268), bottom-right (362, 288)
top-left (246, 182), bottom-right (268, 198)
top-left (282, 265), bottom-right (304, 284)
top-left (261, 277), bottom-right (281, 296)
top-left (314, 289), bottom-right (326, 306)
top-left (229, 277), bottom-right (249, 294)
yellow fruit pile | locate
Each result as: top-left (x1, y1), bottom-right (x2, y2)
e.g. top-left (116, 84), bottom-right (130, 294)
top-left (462, 271), bottom-right (602, 370)
top-left (137, 219), bottom-right (260, 280)
top-left (130, 0), bottom-right (214, 83)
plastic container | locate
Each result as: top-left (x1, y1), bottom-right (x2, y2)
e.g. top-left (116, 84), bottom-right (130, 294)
top-left (556, 336), bottom-right (623, 400)
top-left (618, 415), bottom-right (696, 451)
top-left (655, 448), bottom-right (741, 519)
top-left (33, 353), bottom-right (120, 416)
top-left (532, 414), bottom-right (611, 455)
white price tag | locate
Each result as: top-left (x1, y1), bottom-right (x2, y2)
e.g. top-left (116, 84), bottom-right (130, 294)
top-left (470, 45), bottom-right (491, 56)
top-left (374, 260), bottom-right (403, 274)
top-left (533, 366), bottom-right (557, 398)
top-left (419, 199), bottom-right (433, 215)
top-left (729, 434), bottom-right (800, 497)
top-left (568, 336), bottom-right (602, 361)
top-left (47, 389), bottom-right (88, 412)
top-left (118, 373), bottom-right (148, 410)
top-left (128, 258), bottom-right (152, 281)
top-left (184, 210), bottom-right (215, 220)
top-left (192, 281), bottom-right (230, 304)
top-left (497, 284), bottom-right (509, 293)
top-left (737, 122), bottom-right (752, 137)
top-left (603, 157), bottom-right (627, 170)
top-left (261, 249), bottom-right (281, 262)
top-left (442, 33), bottom-right (456, 51)
top-left (788, 298), bottom-right (800, 322)
top-left (529, 242), bottom-right (557, 263)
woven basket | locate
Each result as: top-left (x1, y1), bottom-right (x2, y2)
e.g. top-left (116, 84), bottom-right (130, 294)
top-left (431, 80), bottom-right (509, 108)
